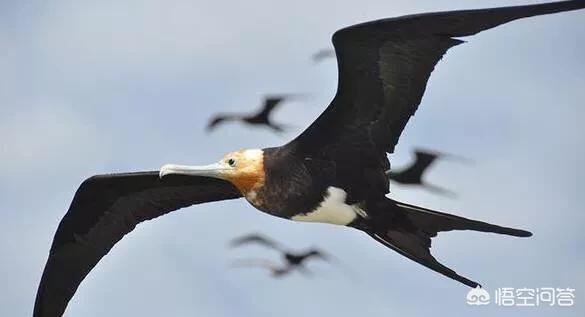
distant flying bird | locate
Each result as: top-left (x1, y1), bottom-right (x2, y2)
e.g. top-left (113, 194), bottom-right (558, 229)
top-left (387, 149), bottom-right (467, 196)
top-left (35, 2), bottom-right (585, 316)
top-left (230, 259), bottom-right (307, 278)
top-left (230, 234), bottom-right (330, 272)
top-left (206, 95), bottom-right (296, 133)
top-left (311, 48), bottom-right (335, 63)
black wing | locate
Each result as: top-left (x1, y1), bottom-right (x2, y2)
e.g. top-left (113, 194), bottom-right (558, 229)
top-left (34, 172), bottom-right (241, 317)
top-left (256, 96), bottom-right (287, 120)
top-left (230, 233), bottom-right (284, 252)
top-left (287, 0), bottom-right (585, 195)
top-left (388, 150), bottom-right (439, 184)
top-left (302, 249), bottom-right (330, 262)
top-left (231, 259), bottom-right (294, 277)
top-left (206, 114), bottom-right (241, 131)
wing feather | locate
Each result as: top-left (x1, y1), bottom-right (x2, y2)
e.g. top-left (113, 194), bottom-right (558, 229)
top-left (288, 0), bottom-right (584, 166)
top-left (34, 172), bottom-right (241, 317)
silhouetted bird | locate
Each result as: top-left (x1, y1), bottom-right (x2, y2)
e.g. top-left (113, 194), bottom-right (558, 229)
top-left (230, 259), bottom-right (311, 278)
top-left (206, 95), bottom-right (296, 132)
top-left (387, 149), bottom-right (467, 196)
top-left (311, 48), bottom-right (335, 63)
top-left (231, 234), bottom-right (330, 271)
top-left (35, 2), bottom-right (584, 316)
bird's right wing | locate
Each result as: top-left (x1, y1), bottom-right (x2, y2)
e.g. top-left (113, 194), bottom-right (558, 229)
top-left (34, 172), bottom-right (241, 317)
top-left (307, 249), bottom-right (333, 262)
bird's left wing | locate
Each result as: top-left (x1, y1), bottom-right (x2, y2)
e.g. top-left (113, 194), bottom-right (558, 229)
top-left (206, 114), bottom-right (240, 131)
top-left (230, 233), bottom-right (284, 251)
top-left (34, 172), bottom-right (241, 317)
top-left (288, 1), bottom-right (585, 159)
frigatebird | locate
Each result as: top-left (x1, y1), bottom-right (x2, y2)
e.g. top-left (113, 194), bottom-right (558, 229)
top-left (230, 259), bottom-right (306, 278)
top-left (387, 149), bottom-right (466, 196)
top-left (35, 1), bottom-right (584, 316)
top-left (206, 95), bottom-right (295, 132)
top-left (230, 234), bottom-right (330, 273)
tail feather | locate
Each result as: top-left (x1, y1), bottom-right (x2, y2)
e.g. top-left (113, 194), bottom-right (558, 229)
top-left (394, 201), bottom-right (532, 237)
top-left (368, 231), bottom-right (481, 288)
top-left (360, 199), bottom-right (532, 287)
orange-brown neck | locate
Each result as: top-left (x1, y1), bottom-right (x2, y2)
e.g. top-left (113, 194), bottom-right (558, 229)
top-left (223, 153), bottom-right (265, 195)
top-left (227, 170), bottom-right (265, 195)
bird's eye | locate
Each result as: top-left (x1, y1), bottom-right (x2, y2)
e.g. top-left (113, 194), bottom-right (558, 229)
top-left (227, 158), bottom-right (236, 167)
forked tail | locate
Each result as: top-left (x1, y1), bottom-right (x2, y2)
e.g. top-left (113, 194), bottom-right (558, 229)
top-left (357, 199), bottom-right (531, 287)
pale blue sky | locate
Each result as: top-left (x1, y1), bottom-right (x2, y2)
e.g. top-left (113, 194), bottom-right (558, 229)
top-left (1, 1), bottom-right (584, 316)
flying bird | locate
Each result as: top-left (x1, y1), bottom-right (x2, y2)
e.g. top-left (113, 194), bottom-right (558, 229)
top-left (230, 259), bottom-right (304, 278)
top-left (387, 149), bottom-right (467, 196)
top-left (230, 234), bottom-right (330, 273)
top-left (311, 48), bottom-right (335, 63)
top-left (35, 2), bottom-right (584, 316)
top-left (206, 95), bottom-right (297, 133)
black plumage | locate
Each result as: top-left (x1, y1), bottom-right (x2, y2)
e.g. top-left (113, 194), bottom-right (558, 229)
top-left (230, 259), bottom-right (306, 278)
top-left (206, 95), bottom-right (295, 132)
top-left (230, 233), bottom-right (330, 273)
top-left (388, 149), bottom-right (467, 196)
top-left (34, 173), bottom-right (240, 317)
top-left (35, 2), bottom-right (584, 316)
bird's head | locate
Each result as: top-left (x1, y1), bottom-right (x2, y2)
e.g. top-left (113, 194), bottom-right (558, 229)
top-left (159, 149), bottom-right (265, 194)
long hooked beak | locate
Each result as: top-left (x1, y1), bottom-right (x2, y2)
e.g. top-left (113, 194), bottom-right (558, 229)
top-left (159, 162), bottom-right (229, 179)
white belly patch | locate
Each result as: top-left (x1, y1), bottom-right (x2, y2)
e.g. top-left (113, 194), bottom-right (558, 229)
top-left (291, 187), bottom-right (364, 226)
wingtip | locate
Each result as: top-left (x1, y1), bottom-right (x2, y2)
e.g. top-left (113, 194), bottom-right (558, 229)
top-left (456, 274), bottom-right (482, 288)
top-left (494, 226), bottom-right (533, 238)
top-left (506, 227), bottom-right (533, 237)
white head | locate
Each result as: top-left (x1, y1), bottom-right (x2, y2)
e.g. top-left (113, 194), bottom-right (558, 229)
top-left (159, 149), bottom-right (265, 194)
